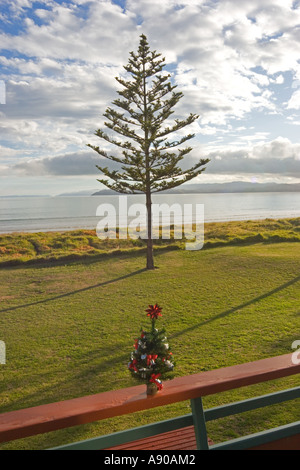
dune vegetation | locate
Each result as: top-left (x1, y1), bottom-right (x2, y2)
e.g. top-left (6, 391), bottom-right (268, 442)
top-left (0, 217), bottom-right (299, 267)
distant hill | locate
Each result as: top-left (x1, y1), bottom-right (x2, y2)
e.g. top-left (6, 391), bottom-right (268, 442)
top-left (2, 182), bottom-right (300, 198)
top-left (56, 189), bottom-right (97, 197)
top-left (92, 181), bottom-right (300, 196)
top-left (0, 194), bottom-right (50, 198)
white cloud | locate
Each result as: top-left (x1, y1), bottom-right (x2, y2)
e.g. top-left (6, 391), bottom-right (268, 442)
top-left (0, 1), bottom-right (138, 64)
top-left (287, 89), bottom-right (300, 110)
top-left (251, 136), bottom-right (300, 160)
top-left (1, 0), bottom-right (298, 125)
top-left (1, 0), bottom-right (300, 193)
top-left (273, 74), bottom-right (284, 84)
top-left (238, 132), bottom-right (270, 142)
top-left (0, 146), bottom-right (20, 165)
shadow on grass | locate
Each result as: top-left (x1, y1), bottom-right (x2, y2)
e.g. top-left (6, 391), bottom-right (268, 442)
top-left (0, 341), bottom-right (131, 414)
top-left (170, 273), bottom-right (300, 340)
top-left (0, 341), bottom-right (135, 449)
top-left (0, 268), bottom-right (147, 313)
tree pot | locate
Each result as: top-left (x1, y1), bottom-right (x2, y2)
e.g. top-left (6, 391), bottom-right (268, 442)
top-left (146, 382), bottom-right (158, 396)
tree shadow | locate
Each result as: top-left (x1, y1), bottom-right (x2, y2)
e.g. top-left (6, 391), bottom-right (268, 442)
top-left (170, 273), bottom-right (300, 340)
top-left (0, 341), bottom-right (131, 414)
top-left (0, 268), bottom-right (147, 313)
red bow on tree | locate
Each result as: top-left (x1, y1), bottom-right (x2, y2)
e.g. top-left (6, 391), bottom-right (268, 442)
top-left (129, 360), bottom-right (138, 372)
top-left (150, 373), bottom-right (163, 390)
top-left (147, 354), bottom-right (158, 366)
top-left (145, 304), bottom-right (162, 320)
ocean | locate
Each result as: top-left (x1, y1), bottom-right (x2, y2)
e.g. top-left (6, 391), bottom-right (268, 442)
top-left (0, 192), bottom-right (300, 234)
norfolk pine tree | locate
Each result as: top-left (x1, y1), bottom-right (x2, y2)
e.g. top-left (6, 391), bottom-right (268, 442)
top-left (88, 35), bottom-right (209, 269)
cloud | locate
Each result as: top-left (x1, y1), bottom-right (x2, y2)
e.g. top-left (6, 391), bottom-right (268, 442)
top-left (0, 1), bottom-right (138, 63)
top-left (1, 0), bottom-right (298, 127)
top-left (12, 150), bottom-right (102, 176)
top-left (131, 0), bottom-right (298, 125)
top-left (287, 89), bottom-right (300, 110)
top-left (1, 0), bottom-right (300, 193)
top-left (204, 137), bottom-right (300, 177)
top-left (4, 63), bottom-right (118, 120)
top-left (5, 136), bottom-right (299, 181)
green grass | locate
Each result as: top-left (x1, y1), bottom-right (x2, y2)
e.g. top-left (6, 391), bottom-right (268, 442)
top-left (0, 226), bottom-right (299, 449)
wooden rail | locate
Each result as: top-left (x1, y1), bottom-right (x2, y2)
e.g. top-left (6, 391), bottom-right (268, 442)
top-left (0, 353), bottom-right (299, 449)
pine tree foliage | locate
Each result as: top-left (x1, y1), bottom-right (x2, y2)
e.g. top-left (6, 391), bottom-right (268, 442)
top-left (88, 34), bottom-right (209, 194)
top-left (88, 34), bottom-right (210, 268)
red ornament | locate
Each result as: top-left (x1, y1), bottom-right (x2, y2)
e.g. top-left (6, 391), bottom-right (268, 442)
top-left (129, 359), bottom-right (138, 372)
top-left (146, 304), bottom-right (162, 320)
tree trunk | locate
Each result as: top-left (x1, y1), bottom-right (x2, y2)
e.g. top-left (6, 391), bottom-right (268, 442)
top-left (146, 189), bottom-right (154, 269)
top-left (141, 50), bottom-right (154, 270)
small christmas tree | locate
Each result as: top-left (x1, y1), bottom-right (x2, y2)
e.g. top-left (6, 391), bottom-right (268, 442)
top-left (128, 304), bottom-right (175, 395)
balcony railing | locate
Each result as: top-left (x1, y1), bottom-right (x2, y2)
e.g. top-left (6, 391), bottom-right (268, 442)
top-left (0, 353), bottom-right (299, 450)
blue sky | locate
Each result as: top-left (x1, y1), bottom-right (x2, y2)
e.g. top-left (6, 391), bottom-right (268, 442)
top-left (0, 0), bottom-right (300, 195)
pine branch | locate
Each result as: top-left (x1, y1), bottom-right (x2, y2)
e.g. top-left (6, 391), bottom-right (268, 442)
top-left (104, 107), bottom-right (140, 127)
top-left (92, 129), bottom-right (138, 152)
top-left (151, 133), bottom-right (195, 151)
top-left (86, 144), bottom-right (123, 164)
top-left (104, 121), bottom-right (143, 144)
top-left (156, 113), bottom-right (199, 139)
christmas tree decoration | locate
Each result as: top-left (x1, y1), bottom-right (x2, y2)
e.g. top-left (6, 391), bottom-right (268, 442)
top-left (146, 304), bottom-right (162, 320)
top-left (128, 304), bottom-right (175, 395)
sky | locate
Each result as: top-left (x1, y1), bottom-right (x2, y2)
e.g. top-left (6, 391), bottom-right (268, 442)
top-left (0, 0), bottom-right (300, 196)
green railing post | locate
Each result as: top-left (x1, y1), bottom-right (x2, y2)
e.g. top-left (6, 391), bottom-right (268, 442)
top-left (190, 397), bottom-right (209, 450)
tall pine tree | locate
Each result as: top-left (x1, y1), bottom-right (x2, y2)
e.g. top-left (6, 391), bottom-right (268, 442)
top-left (88, 35), bottom-right (209, 269)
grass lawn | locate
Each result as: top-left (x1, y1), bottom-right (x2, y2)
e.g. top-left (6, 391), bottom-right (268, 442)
top-left (0, 227), bottom-right (299, 449)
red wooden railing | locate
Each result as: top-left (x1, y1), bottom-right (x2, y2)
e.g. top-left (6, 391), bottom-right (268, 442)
top-left (0, 353), bottom-right (299, 449)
